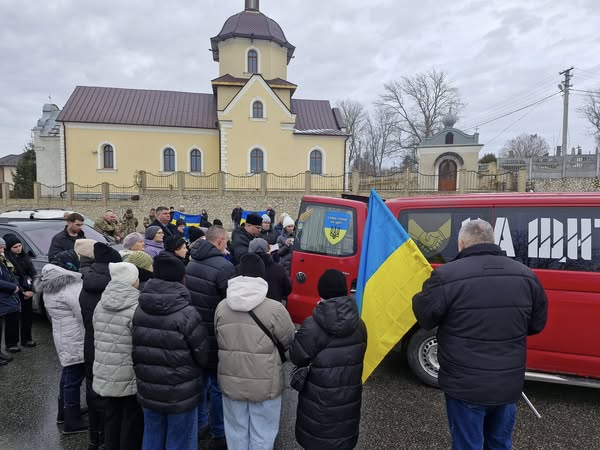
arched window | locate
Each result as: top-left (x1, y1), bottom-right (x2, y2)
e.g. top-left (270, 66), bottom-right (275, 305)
top-left (190, 149), bottom-right (202, 173)
top-left (445, 132), bottom-right (454, 144)
top-left (310, 150), bottom-right (323, 174)
top-left (250, 148), bottom-right (264, 174)
top-left (163, 148), bottom-right (175, 172)
top-left (102, 144), bottom-right (114, 169)
top-left (252, 101), bottom-right (264, 118)
top-left (248, 49), bottom-right (258, 74)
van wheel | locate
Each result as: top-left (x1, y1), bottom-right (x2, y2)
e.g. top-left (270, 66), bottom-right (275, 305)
top-left (406, 328), bottom-right (439, 387)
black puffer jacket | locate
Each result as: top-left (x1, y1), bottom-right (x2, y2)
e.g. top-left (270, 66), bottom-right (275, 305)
top-left (258, 253), bottom-right (291, 302)
top-left (185, 240), bottom-right (236, 369)
top-left (79, 263), bottom-right (111, 380)
top-left (230, 227), bottom-right (254, 265)
top-left (290, 296), bottom-right (367, 450)
top-left (48, 227), bottom-right (85, 259)
top-left (132, 278), bottom-right (208, 414)
top-left (412, 243), bottom-right (548, 405)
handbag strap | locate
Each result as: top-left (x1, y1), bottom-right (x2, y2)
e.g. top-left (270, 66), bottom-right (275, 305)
top-left (248, 310), bottom-right (287, 363)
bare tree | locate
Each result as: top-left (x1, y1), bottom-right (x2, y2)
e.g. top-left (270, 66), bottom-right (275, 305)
top-left (379, 69), bottom-right (463, 161)
top-left (361, 105), bottom-right (400, 174)
top-left (500, 133), bottom-right (550, 158)
top-left (336, 100), bottom-right (366, 170)
top-left (578, 89), bottom-right (600, 147)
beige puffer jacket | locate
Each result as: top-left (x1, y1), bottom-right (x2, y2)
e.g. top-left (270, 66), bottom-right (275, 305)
top-left (215, 275), bottom-right (295, 402)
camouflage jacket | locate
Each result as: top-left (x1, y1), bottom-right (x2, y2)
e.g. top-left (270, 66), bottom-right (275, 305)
top-left (121, 215), bottom-right (139, 235)
top-left (95, 218), bottom-right (118, 237)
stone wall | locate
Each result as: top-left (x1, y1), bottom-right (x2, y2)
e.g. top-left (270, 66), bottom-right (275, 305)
top-left (530, 177), bottom-right (600, 192)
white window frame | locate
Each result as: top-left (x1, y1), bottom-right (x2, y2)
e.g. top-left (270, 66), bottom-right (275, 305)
top-left (307, 147), bottom-right (326, 174)
top-left (245, 47), bottom-right (261, 74)
top-left (249, 97), bottom-right (267, 121)
top-left (160, 145), bottom-right (178, 173)
top-left (247, 146), bottom-right (267, 174)
top-left (188, 147), bottom-right (204, 173)
top-left (97, 141), bottom-right (117, 172)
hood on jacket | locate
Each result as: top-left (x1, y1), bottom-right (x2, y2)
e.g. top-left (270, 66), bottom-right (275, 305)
top-left (144, 239), bottom-right (164, 249)
top-left (99, 281), bottom-right (140, 312)
top-left (39, 264), bottom-right (82, 294)
top-left (190, 238), bottom-right (223, 262)
top-left (82, 263), bottom-right (111, 292)
top-left (225, 276), bottom-right (268, 312)
top-left (138, 278), bottom-right (190, 316)
top-left (313, 295), bottom-right (359, 338)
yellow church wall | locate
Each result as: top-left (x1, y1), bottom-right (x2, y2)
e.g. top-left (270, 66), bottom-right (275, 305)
top-left (64, 125), bottom-right (220, 186)
top-left (217, 86), bottom-right (243, 110)
top-left (272, 88), bottom-right (291, 109)
top-left (218, 38), bottom-right (288, 80)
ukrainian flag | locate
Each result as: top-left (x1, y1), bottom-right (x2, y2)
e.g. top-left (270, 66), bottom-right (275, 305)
top-left (356, 190), bottom-right (432, 382)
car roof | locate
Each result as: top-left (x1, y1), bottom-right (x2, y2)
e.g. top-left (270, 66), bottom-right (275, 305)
top-left (0, 219), bottom-right (68, 230)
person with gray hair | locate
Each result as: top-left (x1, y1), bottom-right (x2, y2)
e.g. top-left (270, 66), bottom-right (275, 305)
top-left (412, 219), bottom-right (547, 450)
top-left (121, 233), bottom-right (145, 258)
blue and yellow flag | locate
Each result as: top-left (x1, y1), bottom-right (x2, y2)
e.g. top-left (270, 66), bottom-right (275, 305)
top-left (171, 211), bottom-right (202, 240)
top-left (356, 190), bottom-right (432, 382)
top-left (240, 210), bottom-right (268, 225)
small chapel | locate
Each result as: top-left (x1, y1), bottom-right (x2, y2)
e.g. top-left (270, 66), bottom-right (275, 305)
top-left (52, 0), bottom-right (348, 187)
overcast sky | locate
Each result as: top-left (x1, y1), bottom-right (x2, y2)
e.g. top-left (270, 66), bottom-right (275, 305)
top-left (1, 0), bottom-right (599, 159)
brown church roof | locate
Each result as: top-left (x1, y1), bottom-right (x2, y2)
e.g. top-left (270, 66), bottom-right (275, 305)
top-left (57, 86), bottom-right (218, 129)
top-left (211, 74), bottom-right (297, 91)
top-left (291, 100), bottom-right (348, 136)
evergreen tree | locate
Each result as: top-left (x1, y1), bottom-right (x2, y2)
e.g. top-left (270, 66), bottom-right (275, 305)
top-left (479, 153), bottom-right (497, 164)
top-left (12, 142), bottom-right (37, 199)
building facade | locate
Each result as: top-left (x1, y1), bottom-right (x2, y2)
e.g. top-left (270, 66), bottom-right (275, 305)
top-left (56, 0), bottom-right (348, 187)
top-left (32, 103), bottom-right (62, 194)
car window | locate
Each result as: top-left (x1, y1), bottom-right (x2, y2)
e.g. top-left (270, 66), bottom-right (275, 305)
top-left (24, 224), bottom-right (108, 256)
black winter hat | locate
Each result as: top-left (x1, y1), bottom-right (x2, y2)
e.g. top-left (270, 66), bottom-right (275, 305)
top-left (164, 235), bottom-right (186, 252)
top-left (50, 250), bottom-right (80, 272)
top-left (154, 252), bottom-right (186, 282)
top-left (3, 233), bottom-right (21, 250)
top-left (245, 213), bottom-right (262, 226)
top-left (93, 242), bottom-right (122, 264)
top-left (188, 226), bottom-right (205, 243)
top-left (238, 253), bottom-right (265, 278)
top-left (318, 269), bottom-right (348, 300)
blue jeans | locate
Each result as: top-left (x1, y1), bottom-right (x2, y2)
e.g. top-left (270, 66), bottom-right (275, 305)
top-left (59, 363), bottom-right (85, 408)
top-left (142, 407), bottom-right (198, 450)
top-left (198, 371), bottom-right (225, 439)
top-left (222, 394), bottom-right (282, 450)
top-left (445, 395), bottom-right (516, 450)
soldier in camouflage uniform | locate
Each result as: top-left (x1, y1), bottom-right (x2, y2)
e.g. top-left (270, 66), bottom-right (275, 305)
top-left (143, 208), bottom-right (156, 229)
top-left (120, 209), bottom-right (139, 236)
top-left (94, 210), bottom-right (121, 242)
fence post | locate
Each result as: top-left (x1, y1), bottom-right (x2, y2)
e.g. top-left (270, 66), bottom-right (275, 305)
top-left (101, 182), bottom-right (110, 204)
top-left (33, 182), bottom-right (41, 203)
top-left (351, 170), bottom-right (360, 194)
top-left (1, 183), bottom-right (8, 205)
top-left (138, 170), bottom-right (147, 194)
top-left (261, 172), bottom-right (268, 196)
top-left (177, 171), bottom-right (185, 195)
top-left (404, 168), bottom-right (411, 196)
top-left (217, 172), bottom-right (225, 195)
top-left (596, 152), bottom-right (600, 177)
top-left (518, 168), bottom-right (528, 192)
top-left (458, 169), bottom-right (466, 194)
top-left (562, 154), bottom-right (567, 177)
top-left (66, 182), bottom-right (75, 205)
top-left (305, 171), bottom-right (312, 194)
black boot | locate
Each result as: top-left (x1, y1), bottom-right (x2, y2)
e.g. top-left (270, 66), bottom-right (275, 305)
top-left (62, 406), bottom-right (88, 435)
top-left (57, 397), bottom-right (64, 424)
top-left (87, 430), bottom-right (104, 450)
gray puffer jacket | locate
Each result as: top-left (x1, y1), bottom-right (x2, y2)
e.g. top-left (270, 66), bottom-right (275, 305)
top-left (215, 275), bottom-right (295, 402)
top-left (39, 264), bottom-right (84, 367)
top-left (92, 281), bottom-right (140, 397)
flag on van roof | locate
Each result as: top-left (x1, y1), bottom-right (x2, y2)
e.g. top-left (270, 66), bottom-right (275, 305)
top-left (356, 190), bottom-right (432, 382)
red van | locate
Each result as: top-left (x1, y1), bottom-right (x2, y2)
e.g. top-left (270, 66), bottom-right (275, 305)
top-left (287, 192), bottom-right (600, 388)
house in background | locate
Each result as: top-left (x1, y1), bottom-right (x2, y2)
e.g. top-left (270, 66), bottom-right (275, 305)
top-left (32, 103), bottom-right (62, 195)
top-left (56, 0), bottom-right (348, 187)
top-left (0, 154), bottom-right (23, 185)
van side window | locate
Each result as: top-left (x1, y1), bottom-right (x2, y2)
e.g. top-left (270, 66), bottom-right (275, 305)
top-left (398, 208), bottom-right (492, 263)
top-left (495, 207), bottom-right (600, 272)
top-left (296, 203), bottom-right (356, 256)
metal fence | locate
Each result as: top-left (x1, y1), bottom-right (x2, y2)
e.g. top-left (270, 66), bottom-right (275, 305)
top-left (224, 173), bottom-right (261, 191)
top-left (40, 184), bottom-right (67, 199)
top-left (185, 172), bottom-right (219, 191)
top-left (311, 174), bottom-right (345, 192)
top-left (108, 185), bottom-right (139, 200)
top-left (146, 173), bottom-right (178, 190)
top-left (73, 184), bottom-right (103, 201)
top-left (499, 154), bottom-right (600, 179)
top-left (267, 173), bottom-right (305, 192)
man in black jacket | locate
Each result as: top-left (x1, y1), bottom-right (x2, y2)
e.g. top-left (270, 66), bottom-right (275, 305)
top-left (149, 206), bottom-right (177, 237)
top-left (185, 225), bottom-right (236, 448)
top-left (48, 213), bottom-right (85, 259)
top-left (247, 238), bottom-right (291, 302)
top-left (230, 213), bottom-right (262, 265)
top-left (412, 219), bottom-right (547, 450)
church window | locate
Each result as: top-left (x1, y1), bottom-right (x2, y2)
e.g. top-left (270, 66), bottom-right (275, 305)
top-left (252, 101), bottom-right (264, 118)
top-left (248, 50), bottom-right (258, 74)
top-left (102, 144), bottom-right (114, 169)
top-left (190, 149), bottom-right (202, 173)
top-left (250, 148), bottom-right (264, 174)
top-left (445, 132), bottom-right (454, 144)
top-left (163, 147), bottom-right (175, 172)
top-left (310, 150), bottom-right (323, 174)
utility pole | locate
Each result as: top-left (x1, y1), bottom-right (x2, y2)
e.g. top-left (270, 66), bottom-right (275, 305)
top-left (559, 67), bottom-right (573, 176)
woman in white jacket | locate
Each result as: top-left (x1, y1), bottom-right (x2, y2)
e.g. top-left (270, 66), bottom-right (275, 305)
top-left (38, 250), bottom-right (87, 435)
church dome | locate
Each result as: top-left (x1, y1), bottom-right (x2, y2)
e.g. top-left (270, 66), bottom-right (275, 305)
top-left (442, 110), bottom-right (457, 128)
top-left (211, 9), bottom-right (295, 63)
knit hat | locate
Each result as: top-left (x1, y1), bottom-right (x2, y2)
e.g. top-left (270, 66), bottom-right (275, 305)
top-left (175, 219), bottom-right (186, 227)
top-left (153, 252), bottom-right (186, 282)
top-left (261, 214), bottom-right (271, 223)
top-left (0, 237), bottom-right (5, 247)
top-left (109, 262), bottom-right (139, 286)
top-left (145, 226), bottom-right (161, 240)
top-left (74, 239), bottom-right (97, 259)
top-left (212, 219), bottom-right (223, 226)
top-left (238, 253), bottom-right (265, 278)
top-left (188, 226), bottom-right (205, 243)
top-left (3, 234), bottom-right (21, 250)
top-left (50, 250), bottom-right (80, 272)
top-left (124, 251), bottom-right (153, 271)
top-left (282, 216), bottom-right (295, 228)
top-left (245, 213), bottom-right (262, 226)
top-left (248, 238), bottom-right (269, 255)
top-left (123, 232), bottom-right (145, 250)
top-left (317, 269), bottom-right (348, 299)
top-left (164, 235), bottom-right (186, 252)
top-left (93, 242), bottom-right (122, 264)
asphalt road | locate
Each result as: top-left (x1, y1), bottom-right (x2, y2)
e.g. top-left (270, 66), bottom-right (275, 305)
top-left (1, 317), bottom-right (599, 449)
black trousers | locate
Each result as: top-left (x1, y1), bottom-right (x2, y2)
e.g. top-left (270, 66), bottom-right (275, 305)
top-left (20, 296), bottom-right (33, 343)
top-left (86, 376), bottom-right (106, 434)
top-left (1, 312), bottom-right (20, 348)
top-left (103, 395), bottom-right (144, 450)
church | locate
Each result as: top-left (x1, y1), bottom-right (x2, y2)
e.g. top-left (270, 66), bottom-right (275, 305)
top-left (54, 0), bottom-right (348, 187)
